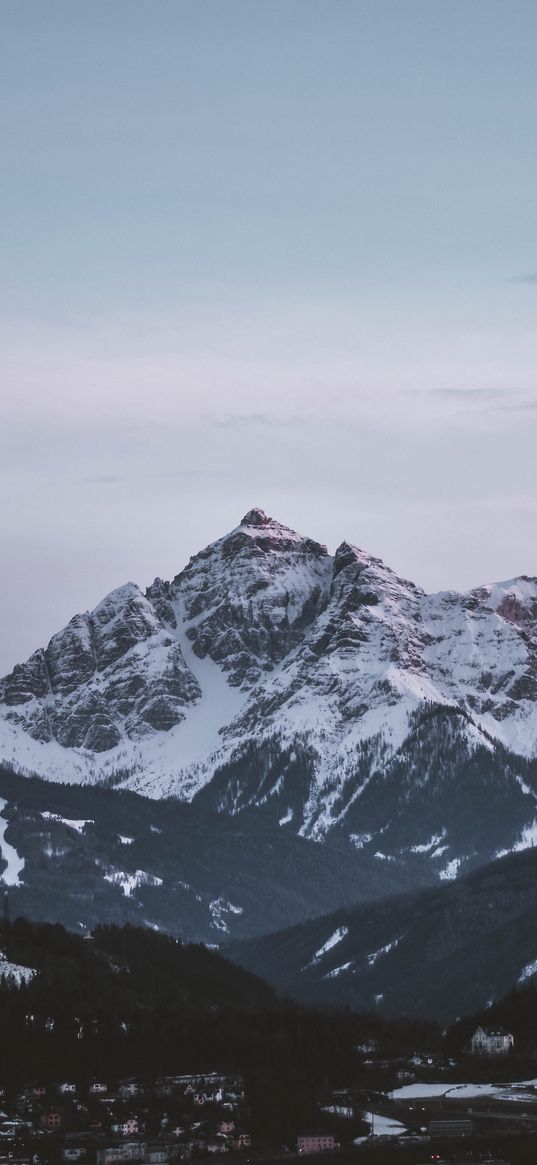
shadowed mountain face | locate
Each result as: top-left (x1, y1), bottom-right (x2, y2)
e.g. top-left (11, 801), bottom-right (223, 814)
top-left (3, 508), bottom-right (537, 881)
top-left (226, 846), bottom-right (537, 1022)
top-left (0, 766), bottom-right (422, 943)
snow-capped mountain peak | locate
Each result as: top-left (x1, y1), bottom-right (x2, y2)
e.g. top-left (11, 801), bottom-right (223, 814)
top-left (2, 510), bottom-right (537, 881)
top-left (480, 575), bottom-right (537, 629)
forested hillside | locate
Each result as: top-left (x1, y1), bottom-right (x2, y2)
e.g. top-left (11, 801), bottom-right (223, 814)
top-left (227, 845), bottom-right (537, 1020)
top-left (0, 917), bottom-right (439, 1094)
top-left (0, 765), bottom-right (417, 942)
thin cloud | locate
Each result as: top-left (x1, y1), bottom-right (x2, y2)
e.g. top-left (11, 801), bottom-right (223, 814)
top-left (84, 473), bottom-right (124, 484)
top-left (496, 399), bottom-right (537, 413)
top-left (208, 411), bottom-right (311, 429)
top-left (432, 388), bottom-right (510, 400)
top-left (151, 469), bottom-right (230, 481)
top-left (84, 469), bottom-right (228, 484)
top-left (508, 274), bottom-right (537, 284)
top-left (406, 388), bottom-right (512, 401)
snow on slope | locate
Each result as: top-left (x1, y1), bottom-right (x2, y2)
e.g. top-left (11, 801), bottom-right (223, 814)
top-left (310, 926), bottom-right (349, 964)
top-left (324, 961), bottom-right (354, 979)
top-left (41, 812), bottom-right (94, 834)
top-left (495, 819), bottom-right (537, 859)
top-left (2, 508), bottom-right (537, 871)
top-left (0, 955), bottom-right (35, 984)
top-left (126, 598), bottom-right (248, 799)
top-left (367, 936), bottom-right (402, 966)
top-left (0, 797), bottom-right (24, 885)
top-left (103, 868), bottom-right (163, 897)
top-left (518, 957), bottom-right (537, 983)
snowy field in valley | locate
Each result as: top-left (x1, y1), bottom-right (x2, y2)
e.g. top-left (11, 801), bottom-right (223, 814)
top-left (354, 1112), bottom-right (408, 1142)
top-left (392, 1078), bottom-right (537, 1102)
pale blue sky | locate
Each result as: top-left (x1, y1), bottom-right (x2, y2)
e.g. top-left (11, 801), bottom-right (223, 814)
top-left (1, 1), bottom-right (537, 670)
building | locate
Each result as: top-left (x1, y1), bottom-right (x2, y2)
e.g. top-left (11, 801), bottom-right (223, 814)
top-left (96, 1143), bottom-right (147, 1165)
top-left (118, 1082), bottom-right (141, 1100)
top-left (206, 1136), bottom-right (228, 1154)
top-left (321, 1103), bottom-right (353, 1119)
top-left (40, 1109), bottom-right (63, 1130)
top-left (111, 1120), bottom-right (140, 1137)
top-left (470, 1026), bottom-right (514, 1057)
top-left (298, 1135), bottom-right (336, 1154)
top-left (231, 1134), bottom-right (250, 1151)
top-left (429, 1119), bottom-right (473, 1138)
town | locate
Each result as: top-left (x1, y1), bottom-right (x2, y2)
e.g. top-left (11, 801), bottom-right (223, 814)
top-left (2, 1026), bottom-right (537, 1165)
top-left (0, 1073), bottom-right (251, 1165)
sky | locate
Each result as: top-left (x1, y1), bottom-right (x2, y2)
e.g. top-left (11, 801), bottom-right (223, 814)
top-left (1, 0), bottom-right (537, 672)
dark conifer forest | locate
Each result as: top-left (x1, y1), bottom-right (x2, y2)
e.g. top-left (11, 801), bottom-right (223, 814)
top-left (0, 917), bottom-right (438, 1097)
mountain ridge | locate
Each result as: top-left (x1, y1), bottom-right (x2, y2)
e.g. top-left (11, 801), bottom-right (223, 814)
top-left (226, 844), bottom-right (537, 1021)
top-left (2, 508), bottom-right (537, 879)
top-left (0, 764), bottom-right (422, 942)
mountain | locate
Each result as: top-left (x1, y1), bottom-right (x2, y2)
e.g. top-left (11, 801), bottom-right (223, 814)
top-left (0, 916), bottom-right (278, 1086)
top-left (0, 765), bottom-right (418, 942)
top-left (3, 507), bottom-right (537, 879)
top-left (0, 917), bottom-right (436, 1121)
top-left (226, 846), bottom-right (537, 1022)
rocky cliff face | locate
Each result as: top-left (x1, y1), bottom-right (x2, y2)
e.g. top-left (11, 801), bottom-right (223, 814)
top-left (171, 507), bottom-right (332, 687)
top-left (2, 584), bottom-right (200, 751)
top-left (2, 508), bottom-right (537, 879)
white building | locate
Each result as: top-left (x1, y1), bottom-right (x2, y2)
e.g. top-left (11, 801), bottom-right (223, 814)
top-left (470, 1025), bottom-right (514, 1057)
